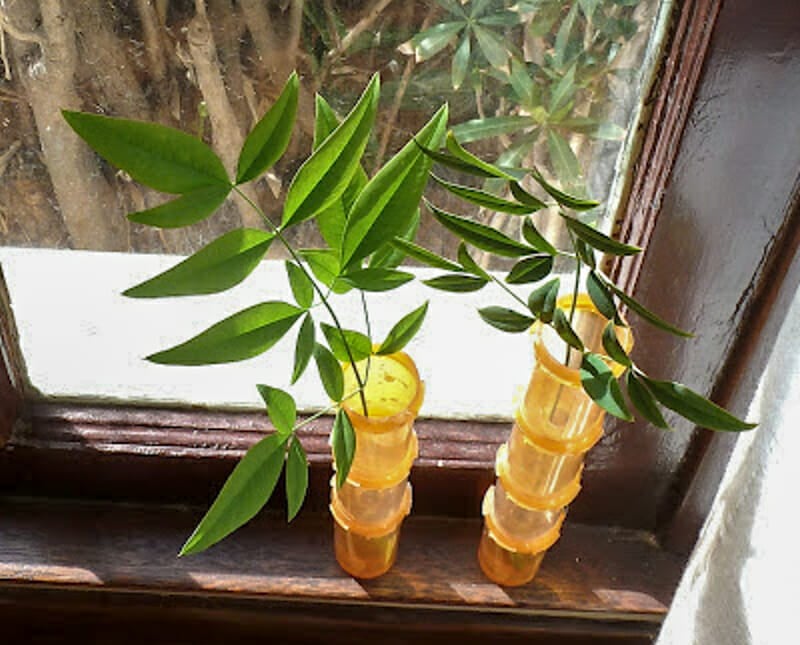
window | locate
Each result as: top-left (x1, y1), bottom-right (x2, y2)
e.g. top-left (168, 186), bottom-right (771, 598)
top-left (2, 0), bottom-right (799, 641)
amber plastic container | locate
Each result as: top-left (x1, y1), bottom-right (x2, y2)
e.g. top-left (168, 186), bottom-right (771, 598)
top-left (331, 351), bottom-right (423, 578)
top-left (478, 295), bottom-right (631, 586)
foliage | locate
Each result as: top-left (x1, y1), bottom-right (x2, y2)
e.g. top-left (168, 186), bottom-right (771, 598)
top-left (64, 73), bottom-right (445, 556)
top-left (414, 135), bottom-right (756, 433)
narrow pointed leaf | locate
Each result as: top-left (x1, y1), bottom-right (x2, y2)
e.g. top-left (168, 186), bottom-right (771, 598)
top-left (320, 323), bottom-right (372, 362)
top-left (479, 307), bottom-right (535, 333)
top-left (547, 129), bottom-right (581, 186)
top-left (313, 93), bottom-right (342, 149)
top-left (285, 261), bottom-right (314, 309)
top-left (332, 408), bottom-right (356, 488)
top-left (378, 302), bottom-right (429, 355)
top-left (528, 277), bottom-right (560, 322)
top-left (286, 438), bottom-right (308, 521)
top-left (562, 214), bottom-right (641, 256)
top-left (452, 33), bottom-right (471, 89)
top-left (62, 110), bottom-right (228, 194)
top-left (586, 271), bottom-right (617, 320)
top-left (256, 384), bottom-right (297, 436)
top-left (431, 175), bottom-right (537, 214)
top-left (299, 249), bottom-right (352, 295)
top-left (369, 208), bottom-right (420, 270)
top-left (291, 314), bottom-right (315, 384)
top-left (521, 218), bottom-right (558, 255)
top-left (605, 281), bottom-right (694, 338)
top-left (506, 255), bottom-right (553, 284)
top-left (282, 75), bottom-right (379, 227)
top-left (416, 142), bottom-right (498, 178)
top-left (423, 274), bottom-right (488, 292)
top-left (237, 72), bottom-right (299, 183)
top-left (457, 243), bottom-right (490, 279)
top-left (179, 433), bottom-right (286, 556)
top-left (341, 105), bottom-right (448, 268)
top-left (147, 301), bottom-right (303, 365)
top-left (530, 170), bottom-right (599, 210)
top-left (445, 131), bottom-right (517, 180)
top-left (510, 182), bottom-right (548, 211)
top-left (409, 21), bottom-right (464, 60)
top-left (124, 228), bottom-right (273, 298)
top-left (548, 65), bottom-right (576, 114)
top-left (127, 184), bottom-right (231, 228)
top-left (574, 237), bottom-right (597, 268)
top-left (553, 308), bottom-right (585, 351)
top-left (451, 115), bottom-right (532, 144)
top-left (314, 343), bottom-right (344, 402)
top-left (341, 268), bottom-right (414, 292)
top-left (473, 24), bottom-right (509, 69)
top-left (389, 238), bottom-right (462, 271)
top-left (639, 375), bottom-right (756, 431)
top-left (426, 200), bottom-right (534, 257)
top-left (601, 321), bottom-right (631, 367)
top-left (626, 372), bottom-right (669, 429)
top-left (580, 353), bottom-right (632, 421)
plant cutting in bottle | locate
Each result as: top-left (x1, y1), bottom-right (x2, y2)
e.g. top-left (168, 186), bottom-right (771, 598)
top-left (63, 72), bottom-right (448, 556)
top-left (407, 131), bottom-right (756, 434)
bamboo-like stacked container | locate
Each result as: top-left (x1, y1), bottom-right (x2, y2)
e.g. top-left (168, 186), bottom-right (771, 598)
top-left (330, 351), bottom-right (424, 579)
top-left (478, 295), bottom-right (631, 586)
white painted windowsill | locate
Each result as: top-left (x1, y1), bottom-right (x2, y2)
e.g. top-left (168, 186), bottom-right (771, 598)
top-left (0, 247), bottom-right (540, 421)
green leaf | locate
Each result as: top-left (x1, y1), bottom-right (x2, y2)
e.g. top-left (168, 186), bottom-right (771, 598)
top-left (506, 255), bottom-right (553, 284)
top-left (341, 268), bottom-right (414, 292)
top-left (553, 4), bottom-right (578, 69)
top-left (377, 302), bottom-right (429, 355)
top-left (285, 261), bottom-right (314, 309)
top-left (331, 408), bottom-right (356, 488)
top-left (508, 57), bottom-right (537, 106)
top-left (547, 130), bottom-right (581, 186)
top-left (586, 271), bottom-right (617, 320)
top-left (320, 323), bottom-right (372, 362)
top-left (286, 438), bottom-right (308, 521)
top-left (548, 65), bottom-right (576, 114)
top-left (626, 372), bottom-right (669, 429)
top-left (282, 75), bottom-right (379, 227)
top-left (426, 200), bottom-right (534, 257)
top-left (510, 182), bottom-right (548, 211)
top-left (639, 375), bottom-right (756, 432)
top-left (479, 306), bottom-right (535, 333)
top-left (452, 33), bottom-right (471, 89)
top-left (179, 433), bottom-right (286, 556)
top-left (562, 215), bottom-right (641, 256)
top-left (560, 117), bottom-right (626, 140)
top-left (410, 21), bottom-right (465, 60)
top-left (423, 274), bottom-right (488, 292)
top-left (574, 237), bottom-right (597, 269)
top-left (521, 218), bottom-right (558, 256)
top-left (341, 105), bottom-right (448, 269)
top-left (62, 110), bottom-right (230, 194)
top-left (553, 308), bottom-right (585, 351)
top-left (124, 228), bottom-right (273, 298)
top-left (389, 237), bottom-right (462, 271)
top-left (416, 142), bottom-right (499, 178)
top-left (127, 184), bottom-right (231, 228)
top-left (291, 314), bottom-right (315, 384)
top-left (314, 343), bottom-right (344, 402)
top-left (578, 0), bottom-right (601, 19)
top-left (147, 302), bottom-right (303, 365)
top-left (451, 116), bottom-right (532, 143)
top-left (580, 353), bottom-right (632, 421)
top-left (527, 277), bottom-right (560, 322)
top-left (369, 209), bottom-right (420, 270)
top-left (236, 72), bottom-right (299, 183)
top-left (473, 24), bottom-right (509, 69)
top-left (530, 170), bottom-right (599, 211)
top-left (299, 249), bottom-right (352, 294)
top-left (431, 175), bottom-right (537, 215)
top-left (606, 282), bottom-right (694, 338)
top-left (457, 243), bottom-right (490, 279)
top-left (601, 321), bottom-right (631, 367)
top-left (256, 384), bottom-right (297, 436)
top-left (313, 93), bottom-right (341, 149)
top-left (445, 131), bottom-right (517, 180)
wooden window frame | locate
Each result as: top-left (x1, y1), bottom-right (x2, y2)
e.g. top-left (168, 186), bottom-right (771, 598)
top-left (2, 0), bottom-right (799, 641)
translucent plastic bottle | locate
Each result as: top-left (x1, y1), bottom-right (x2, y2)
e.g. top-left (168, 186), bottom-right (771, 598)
top-left (330, 351), bottom-right (423, 578)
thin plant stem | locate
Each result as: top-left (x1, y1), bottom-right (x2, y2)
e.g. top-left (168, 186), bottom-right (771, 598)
top-left (359, 289), bottom-right (373, 384)
top-left (565, 229), bottom-right (582, 366)
top-left (489, 273), bottom-right (529, 311)
top-left (232, 186), bottom-right (370, 416)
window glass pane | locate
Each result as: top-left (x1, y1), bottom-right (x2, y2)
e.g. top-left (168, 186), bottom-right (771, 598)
top-left (1, 0), bottom-right (667, 264)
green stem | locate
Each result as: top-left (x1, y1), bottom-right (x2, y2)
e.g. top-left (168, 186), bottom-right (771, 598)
top-left (232, 186), bottom-right (370, 416)
top-left (359, 289), bottom-right (373, 384)
top-left (489, 273), bottom-right (529, 311)
top-left (566, 229), bottom-right (582, 366)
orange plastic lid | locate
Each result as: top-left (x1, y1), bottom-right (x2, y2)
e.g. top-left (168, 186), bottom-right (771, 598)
top-left (482, 486), bottom-right (565, 555)
top-left (330, 481), bottom-right (412, 538)
top-left (496, 443), bottom-right (583, 511)
top-left (514, 407), bottom-right (604, 455)
top-left (341, 351), bottom-right (424, 434)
